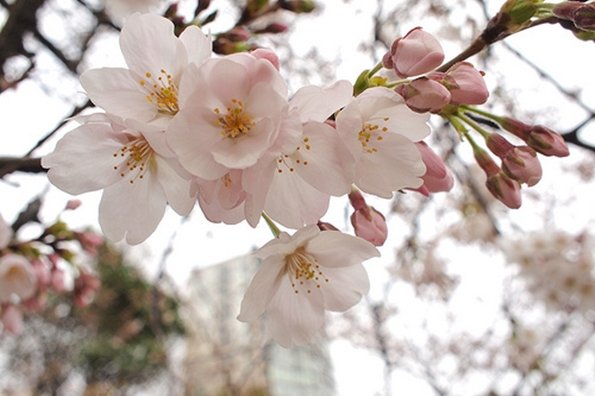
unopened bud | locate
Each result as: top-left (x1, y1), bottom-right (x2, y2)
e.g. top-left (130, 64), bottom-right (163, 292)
top-left (279, 0), bottom-right (316, 13)
top-left (351, 207), bottom-right (388, 246)
top-left (1, 305), bottom-right (23, 335)
top-left (218, 27), bottom-right (251, 42)
top-left (213, 38), bottom-right (252, 54)
top-left (395, 77), bottom-right (451, 113)
top-left (502, 146), bottom-right (542, 186)
top-left (383, 27), bottom-right (444, 77)
top-left (254, 22), bottom-right (289, 34)
top-left (442, 62), bottom-right (489, 105)
top-left (65, 199), bottom-right (82, 210)
top-left (317, 221), bottom-right (339, 232)
top-left (474, 147), bottom-right (500, 177)
top-left (554, 2), bottom-right (595, 31)
top-left (498, 117), bottom-right (532, 140)
top-left (486, 172), bottom-right (522, 209)
top-left (251, 48), bottom-right (281, 70)
top-left (486, 133), bottom-right (515, 157)
top-left (526, 126), bottom-right (570, 157)
top-left (413, 141), bottom-right (454, 195)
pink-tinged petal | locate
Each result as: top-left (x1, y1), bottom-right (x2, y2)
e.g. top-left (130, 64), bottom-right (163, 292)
top-left (0, 254), bottom-right (37, 302)
top-left (119, 13), bottom-right (187, 82)
top-left (289, 80), bottom-right (353, 123)
top-left (153, 156), bottom-right (195, 215)
top-left (265, 169), bottom-right (330, 229)
top-left (225, 53), bottom-right (287, 98)
top-left (320, 264), bottom-right (369, 312)
top-left (211, 118), bottom-right (276, 169)
top-left (216, 170), bottom-right (247, 210)
top-left (42, 123), bottom-right (123, 195)
top-left (198, 195), bottom-right (245, 225)
top-left (266, 275), bottom-right (325, 347)
top-left (295, 121), bottom-right (354, 196)
top-left (1, 305), bottom-right (24, 335)
top-left (80, 68), bottom-right (156, 122)
top-left (205, 58), bottom-right (251, 104)
top-left (245, 83), bottom-right (286, 119)
top-left (307, 231), bottom-right (379, 269)
top-left (167, 107), bottom-right (229, 180)
top-left (179, 25), bottom-right (211, 65)
top-left (237, 256), bottom-right (285, 322)
top-left (98, 172), bottom-right (166, 244)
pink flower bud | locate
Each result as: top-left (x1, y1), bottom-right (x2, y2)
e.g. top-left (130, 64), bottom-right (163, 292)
top-left (554, 2), bottom-right (595, 31)
top-left (348, 190), bottom-right (388, 246)
top-left (65, 199), bottom-right (82, 210)
top-left (474, 148), bottom-right (500, 176)
top-left (317, 221), bottom-right (339, 232)
top-left (74, 231), bottom-right (103, 256)
top-left (1, 305), bottom-right (23, 335)
top-left (383, 27), bottom-right (444, 77)
top-left (255, 23), bottom-right (289, 34)
top-left (526, 126), bottom-right (570, 157)
top-left (351, 207), bottom-right (388, 247)
top-left (498, 117), bottom-right (532, 140)
top-left (51, 268), bottom-right (67, 293)
top-left (250, 48), bottom-right (281, 71)
top-left (31, 259), bottom-right (51, 287)
top-left (395, 77), bottom-right (451, 113)
top-left (413, 142), bottom-right (454, 195)
top-left (443, 62), bottom-right (489, 105)
top-left (502, 146), bottom-right (542, 186)
top-left (23, 293), bottom-right (47, 312)
top-left (486, 172), bottom-right (522, 209)
top-left (486, 133), bottom-right (515, 157)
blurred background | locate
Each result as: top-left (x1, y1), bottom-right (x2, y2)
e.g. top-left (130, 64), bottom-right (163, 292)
top-left (0, 0), bottom-right (594, 395)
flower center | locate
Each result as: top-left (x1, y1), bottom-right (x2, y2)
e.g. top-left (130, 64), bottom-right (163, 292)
top-left (112, 137), bottom-right (153, 184)
top-left (214, 99), bottom-right (255, 139)
top-left (140, 69), bottom-right (179, 115)
top-left (284, 248), bottom-right (329, 295)
top-left (358, 118), bottom-right (389, 154)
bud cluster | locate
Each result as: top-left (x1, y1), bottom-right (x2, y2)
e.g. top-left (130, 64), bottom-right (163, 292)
top-left (451, 108), bottom-right (568, 208)
top-left (380, 27), bottom-right (489, 113)
top-left (0, 204), bottom-right (102, 336)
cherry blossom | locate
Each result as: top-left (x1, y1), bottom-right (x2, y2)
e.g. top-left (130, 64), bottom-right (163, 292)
top-left (42, 114), bottom-right (195, 244)
top-left (167, 53), bottom-right (290, 177)
top-left (238, 225), bottom-right (379, 347)
top-left (0, 213), bottom-right (12, 249)
top-left (80, 13), bottom-right (211, 127)
top-left (335, 87), bottom-right (430, 198)
top-left (0, 254), bottom-right (37, 303)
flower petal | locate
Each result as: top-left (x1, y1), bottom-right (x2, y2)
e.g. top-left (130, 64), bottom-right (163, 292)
top-left (119, 13), bottom-right (187, 82)
top-left (266, 275), bottom-right (325, 347)
top-left (179, 25), bottom-right (211, 65)
top-left (290, 80), bottom-right (353, 123)
top-left (42, 122), bottom-right (123, 195)
top-left (320, 264), bottom-right (369, 312)
top-left (237, 256), bottom-right (285, 322)
top-left (307, 231), bottom-right (379, 268)
top-left (80, 68), bottom-right (156, 122)
top-left (98, 172), bottom-right (166, 244)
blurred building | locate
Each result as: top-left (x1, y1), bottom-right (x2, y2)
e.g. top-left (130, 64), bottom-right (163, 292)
top-left (184, 254), bottom-right (335, 396)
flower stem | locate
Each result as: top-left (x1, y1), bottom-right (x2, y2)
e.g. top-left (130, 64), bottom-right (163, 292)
top-left (457, 112), bottom-right (492, 140)
top-left (367, 62), bottom-right (383, 78)
top-left (262, 212), bottom-right (281, 238)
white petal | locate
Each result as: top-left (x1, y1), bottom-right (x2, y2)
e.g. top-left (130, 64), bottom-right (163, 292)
top-left (265, 168), bottom-right (330, 229)
top-left (307, 231), bottom-right (379, 268)
top-left (80, 68), bottom-right (155, 122)
top-left (266, 275), bottom-right (325, 347)
top-left (120, 14), bottom-right (187, 82)
top-left (42, 122), bottom-right (123, 195)
top-left (153, 156), bottom-right (195, 215)
top-left (0, 214), bottom-right (13, 249)
top-left (98, 172), bottom-right (166, 244)
top-left (319, 264), bottom-right (369, 312)
top-left (290, 80), bottom-right (353, 123)
top-left (295, 121), bottom-right (354, 196)
top-left (179, 25), bottom-right (211, 65)
top-left (237, 256), bottom-right (285, 322)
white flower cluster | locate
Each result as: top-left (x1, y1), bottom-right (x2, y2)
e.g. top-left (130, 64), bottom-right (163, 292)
top-left (501, 230), bottom-right (595, 313)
